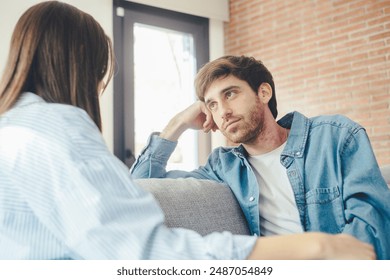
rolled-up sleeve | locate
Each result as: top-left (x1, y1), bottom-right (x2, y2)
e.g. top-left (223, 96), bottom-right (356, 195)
top-left (130, 133), bottom-right (219, 181)
top-left (130, 133), bottom-right (177, 178)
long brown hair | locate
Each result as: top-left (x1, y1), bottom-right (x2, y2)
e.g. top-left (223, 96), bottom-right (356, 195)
top-left (0, 1), bottom-right (114, 130)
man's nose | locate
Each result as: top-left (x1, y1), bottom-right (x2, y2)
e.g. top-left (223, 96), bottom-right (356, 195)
top-left (220, 102), bottom-right (232, 120)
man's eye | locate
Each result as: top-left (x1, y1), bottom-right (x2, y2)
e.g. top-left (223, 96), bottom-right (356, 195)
top-left (208, 102), bottom-right (217, 111)
top-left (226, 91), bottom-right (235, 98)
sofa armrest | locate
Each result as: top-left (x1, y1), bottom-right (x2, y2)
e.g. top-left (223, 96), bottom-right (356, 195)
top-left (135, 178), bottom-right (250, 236)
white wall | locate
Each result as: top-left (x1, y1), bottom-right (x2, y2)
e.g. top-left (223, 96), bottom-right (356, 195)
top-left (1, 0), bottom-right (114, 149)
top-left (1, 0), bottom-right (228, 151)
top-left (128, 0), bottom-right (229, 21)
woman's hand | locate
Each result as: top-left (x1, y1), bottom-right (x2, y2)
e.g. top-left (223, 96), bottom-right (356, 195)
top-left (247, 232), bottom-right (376, 260)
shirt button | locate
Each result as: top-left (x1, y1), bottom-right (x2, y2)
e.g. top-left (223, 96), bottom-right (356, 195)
top-left (249, 196), bottom-right (255, 202)
top-left (295, 151), bottom-right (301, 156)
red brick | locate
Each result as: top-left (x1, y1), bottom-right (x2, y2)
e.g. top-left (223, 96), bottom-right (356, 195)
top-left (226, 0), bottom-right (390, 165)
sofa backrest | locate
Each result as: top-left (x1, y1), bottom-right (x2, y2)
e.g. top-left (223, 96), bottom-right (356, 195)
top-left (135, 166), bottom-right (389, 237)
top-left (135, 178), bottom-right (250, 236)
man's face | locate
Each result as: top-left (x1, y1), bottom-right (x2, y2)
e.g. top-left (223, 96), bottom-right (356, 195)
top-left (204, 75), bottom-right (266, 144)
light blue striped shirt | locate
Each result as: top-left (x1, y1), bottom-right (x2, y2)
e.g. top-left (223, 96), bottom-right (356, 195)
top-left (0, 92), bottom-right (256, 260)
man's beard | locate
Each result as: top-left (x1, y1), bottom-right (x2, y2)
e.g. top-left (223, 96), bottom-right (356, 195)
top-left (222, 100), bottom-right (265, 144)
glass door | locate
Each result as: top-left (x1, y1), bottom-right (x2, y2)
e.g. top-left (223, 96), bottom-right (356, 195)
top-left (133, 24), bottom-right (197, 170)
top-left (113, 2), bottom-right (210, 169)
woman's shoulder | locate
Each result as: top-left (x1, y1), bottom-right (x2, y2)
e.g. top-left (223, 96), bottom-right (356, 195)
top-left (4, 93), bottom-right (94, 131)
top-left (1, 93), bottom-right (105, 156)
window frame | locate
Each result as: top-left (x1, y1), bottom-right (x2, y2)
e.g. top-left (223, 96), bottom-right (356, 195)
top-left (113, 0), bottom-right (210, 167)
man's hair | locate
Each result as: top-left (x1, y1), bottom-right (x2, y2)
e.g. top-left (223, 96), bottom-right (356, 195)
top-left (0, 1), bottom-right (114, 130)
top-left (195, 55), bottom-right (278, 119)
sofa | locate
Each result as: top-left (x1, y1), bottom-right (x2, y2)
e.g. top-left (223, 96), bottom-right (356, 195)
top-left (135, 165), bottom-right (390, 236)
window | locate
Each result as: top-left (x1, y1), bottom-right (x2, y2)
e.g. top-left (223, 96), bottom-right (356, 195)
top-left (113, 1), bottom-right (210, 168)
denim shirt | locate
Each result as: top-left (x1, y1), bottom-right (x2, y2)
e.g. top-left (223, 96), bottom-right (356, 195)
top-left (131, 111), bottom-right (390, 259)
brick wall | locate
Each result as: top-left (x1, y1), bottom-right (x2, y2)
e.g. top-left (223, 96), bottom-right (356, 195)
top-left (225, 0), bottom-right (390, 166)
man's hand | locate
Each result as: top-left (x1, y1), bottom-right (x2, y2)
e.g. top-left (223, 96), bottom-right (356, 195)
top-left (160, 101), bottom-right (217, 141)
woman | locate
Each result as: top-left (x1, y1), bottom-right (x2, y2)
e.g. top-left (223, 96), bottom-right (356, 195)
top-left (0, 1), bottom-right (375, 259)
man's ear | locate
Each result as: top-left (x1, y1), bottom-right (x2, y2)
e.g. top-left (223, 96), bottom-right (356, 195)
top-left (257, 82), bottom-right (273, 103)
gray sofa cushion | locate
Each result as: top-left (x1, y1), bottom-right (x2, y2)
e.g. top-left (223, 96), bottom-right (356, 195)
top-left (135, 178), bottom-right (250, 236)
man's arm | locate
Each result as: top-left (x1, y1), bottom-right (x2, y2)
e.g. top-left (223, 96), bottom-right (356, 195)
top-left (160, 101), bottom-right (217, 141)
top-left (341, 128), bottom-right (390, 260)
top-left (130, 101), bottom-right (219, 180)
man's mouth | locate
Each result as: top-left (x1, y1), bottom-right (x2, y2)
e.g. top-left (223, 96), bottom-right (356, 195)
top-left (223, 118), bottom-right (240, 131)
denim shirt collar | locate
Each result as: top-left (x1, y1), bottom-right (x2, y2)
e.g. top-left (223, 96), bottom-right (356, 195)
top-left (231, 111), bottom-right (311, 167)
top-left (278, 111), bottom-right (310, 167)
top-left (231, 144), bottom-right (248, 159)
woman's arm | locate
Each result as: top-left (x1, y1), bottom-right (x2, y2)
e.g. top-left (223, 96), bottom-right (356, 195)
top-left (248, 232), bottom-right (376, 260)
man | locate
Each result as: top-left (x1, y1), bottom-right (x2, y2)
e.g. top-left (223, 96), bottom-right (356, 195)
top-left (131, 55), bottom-right (390, 259)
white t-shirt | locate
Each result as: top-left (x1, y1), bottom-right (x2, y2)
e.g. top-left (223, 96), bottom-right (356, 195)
top-left (248, 142), bottom-right (303, 236)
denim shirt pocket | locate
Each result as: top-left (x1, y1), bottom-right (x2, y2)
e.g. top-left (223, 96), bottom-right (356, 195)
top-left (304, 186), bottom-right (345, 233)
top-left (306, 186), bottom-right (340, 204)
